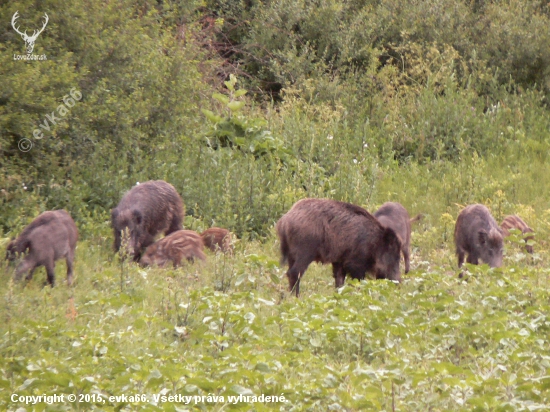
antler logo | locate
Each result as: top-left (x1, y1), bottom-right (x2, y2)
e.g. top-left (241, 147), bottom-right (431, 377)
top-left (11, 11), bottom-right (49, 54)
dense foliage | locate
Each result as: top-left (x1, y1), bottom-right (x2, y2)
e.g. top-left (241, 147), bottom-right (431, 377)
top-left (1, 0), bottom-right (550, 237)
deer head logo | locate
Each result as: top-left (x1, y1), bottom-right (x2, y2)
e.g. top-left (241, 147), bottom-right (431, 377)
top-left (11, 11), bottom-right (49, 54)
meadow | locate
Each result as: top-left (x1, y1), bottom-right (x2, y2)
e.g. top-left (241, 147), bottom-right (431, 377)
top-left (2, 165), bottom-right (550, 411)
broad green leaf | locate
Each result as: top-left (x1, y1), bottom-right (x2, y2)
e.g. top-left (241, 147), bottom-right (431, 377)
top-left (213, 93), bottom-right (230, 104)
top-left (230, 385), bottom-right (254, 396)
top-left (227, 101), bottom-right (246, 112)
top-left (201, 109), bottom-right (223, 123)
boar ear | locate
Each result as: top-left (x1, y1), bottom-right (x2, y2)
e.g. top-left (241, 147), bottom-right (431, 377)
top-left (478, 230), bottom-right (488, 245)
top-left (19, 239), bottom-right (31, 252)
top-left (383, 227), bottom-right (401, 247)
top-left (132, 209), bottom-right (143, 225)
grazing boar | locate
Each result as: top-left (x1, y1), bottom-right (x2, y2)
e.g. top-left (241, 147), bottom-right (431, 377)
top-left (111, 180), bottom-right (184, 260)
top-left (500, 215), bottom-right (534, 254)
top-left (201, 227), bottom-right (233, 254)
top-left (140, 230), bottom-right (206, 267)
top-left (454, 204), bottom-right (504, 270)
top-left (374, 202), bottom-right (422, 274)
top-left (276, 198), bottom-right (402, 296)
top-left (5, 210), bottom-right (78, 287)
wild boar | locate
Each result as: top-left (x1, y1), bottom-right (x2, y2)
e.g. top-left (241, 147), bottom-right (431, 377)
top-left (6, 210), bottom-right (78, 286)
top-left (201, 227), bottom-right (233, 254)
top-left (140, 230), bottom-right (206, 267)
top-left (374, 202), bottom-right (422, 274)
top-left (500, 215), bottom-right (534, 254)
top-left (111, 180), bottom-right (184, 260)
top-left (454, 204), bottom-right (504, 270)
top-left (276, 198), bottom-right (402, 296)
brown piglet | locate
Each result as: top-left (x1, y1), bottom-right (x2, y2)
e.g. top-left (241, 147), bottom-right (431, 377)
top-left (201, 227), bottom-right (233, 254)
top-left (6, 210), bottom-right (78, 287)
top-left (500, 215), bottom-right (534, 254)
top-left (140, 230), bottom-right (206, 267)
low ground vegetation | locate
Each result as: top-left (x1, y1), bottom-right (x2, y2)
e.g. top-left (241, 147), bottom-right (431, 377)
top-left (1, 202), bottom-right (550, 410)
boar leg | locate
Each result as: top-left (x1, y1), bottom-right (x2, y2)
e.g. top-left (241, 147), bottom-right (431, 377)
top-left (113, 229), bottom-right (121, 252)
top-left (286, 256), bottom-right (300, 296)
top-left (458, 253), bottom-right (479, 279)
top-left (525, 239), bottom-right (534, 254)
top-left (25, 268), bottom-right (36, 281)
top-left (132, 248), bottom-right (142, 262)
top-left (45, 259), bottom-right (56, 287)
top-left (332, 263), bottom-right (345, 288)
top-left (457, 250), bottom-right (465, 268)
top-left (66, 254), bottom-right (74, 286)
top-left (403, 248), bottom-right (410, 274)
top-left (286, 255), bottom-right (312, 297)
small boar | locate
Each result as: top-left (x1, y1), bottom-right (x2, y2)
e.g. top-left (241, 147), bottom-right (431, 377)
top-left (6, 210), bottom-right (78, 286)
top-left (140, 230), bottom-right (206, 267)
top-left (111, 180), bottom-right (184, 260)
top-left (454, 204), bottom-right (504, 270)
top-left (500, 215), bottom-right (534, 254)
top-left (374, 202), bottom-right (422, 274)
top-left (201, 227), bottom-right (233, 254)
top-left (276, 198), bottom-right (402, 296)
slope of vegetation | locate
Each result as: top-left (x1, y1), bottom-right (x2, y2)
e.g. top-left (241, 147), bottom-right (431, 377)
top-left (1, 0), bottom-right (550, 410)
top-left (2, 236), bottom-right (550, 411)
top-left (2, 0), bottom-right (550, 237)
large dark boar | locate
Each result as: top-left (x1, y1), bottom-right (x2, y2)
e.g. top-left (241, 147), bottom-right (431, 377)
top-left (111, 180), bottom-right (184, 260)
top-left (276, 198), bottom-right (402, 296)
top-left (500, 215), bottom-right (534, 254)
top-left (5, 210), bottom-right (78, 286)
top-left (374, 202), bottom-right (421, 274)
top-left (454, 204), bottom-right (504, 270)
top-left (201, 227), bottom-right (233, 254)
top-left (140, 230), bottom-right (206, 267)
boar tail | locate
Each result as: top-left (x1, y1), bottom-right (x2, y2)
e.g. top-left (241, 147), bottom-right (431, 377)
top-left (410, 213), bottom-right (424, 224)
top-left (279, 235), bottom-right (289, 266)
top-left (277, 228), bottom-right (290, 266)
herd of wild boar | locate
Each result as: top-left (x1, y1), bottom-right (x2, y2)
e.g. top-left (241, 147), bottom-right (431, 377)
top-left (5, 180), bottom-right (536, 294)
top-left (5, 181), bottom-right (233, 287)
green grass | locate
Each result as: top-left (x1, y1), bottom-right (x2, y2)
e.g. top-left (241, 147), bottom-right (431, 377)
top-left (2, 219), bottom-right (550, 411)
